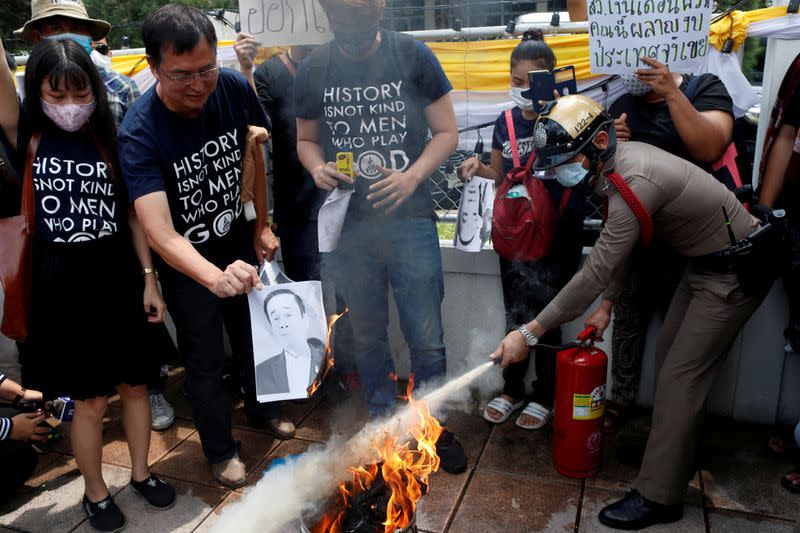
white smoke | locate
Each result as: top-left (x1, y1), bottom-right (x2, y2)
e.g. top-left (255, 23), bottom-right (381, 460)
top-left (213, 362), bottom-right (494, 533)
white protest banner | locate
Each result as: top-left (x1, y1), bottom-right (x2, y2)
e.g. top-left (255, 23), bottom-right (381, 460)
top-left (588, 0), bottom-right (713, 75)
top-left (239, 0), bottom-right (333, 46)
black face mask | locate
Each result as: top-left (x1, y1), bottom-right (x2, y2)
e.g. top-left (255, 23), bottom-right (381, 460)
top-left (333, 25), bottom-right (379, 57)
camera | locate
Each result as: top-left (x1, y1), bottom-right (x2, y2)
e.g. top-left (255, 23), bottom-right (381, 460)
top-left (15, 398), bottom-right (46, 414)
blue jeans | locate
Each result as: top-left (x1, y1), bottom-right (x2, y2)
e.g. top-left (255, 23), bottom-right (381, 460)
top-left (325, 216), bottom-right (446, 415)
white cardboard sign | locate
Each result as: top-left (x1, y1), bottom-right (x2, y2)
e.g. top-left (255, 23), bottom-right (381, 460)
top-left (588, 0), bottom-right (713, 75)
top-left (239, 0), bottom-right (333, 46)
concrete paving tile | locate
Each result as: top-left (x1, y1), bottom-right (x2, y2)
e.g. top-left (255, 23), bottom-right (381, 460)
top-left (477, 419), bottom-right (579, 485)
top-left (192, 492), bottom-right (241, 533)
top-left (294, 391), bottom-right (368, 443)
top-left (243, 438), bottom-right (319, 491)
top-left (164, 383), bottom-right (196, 422)
top-left (578, 486), bottom-right (705, 533)
top-left (101, 418), bottom-right (196, 469)
top-left (699, 431), bottom-right (798, 521)
top-left (415, 467), bottom-right (471, 533)
top-left (448, 470), bottom-right (580, 533)
top-left (33, 452), bottom-right (61, 475)
top-left (0, 462), bottom-right (131, 532)
top-left (150, 428), bottom-right (277, 490)
top-left (441, 411), bottom-right (493, 467)
top-left (72, 477), bottom-right (227, 533)
top-left (707, 509), bottom-right (796, 532)
top-left (25, 454), bottom-right (80, 488)
top-left (585, 430), bottom-right (643, 492)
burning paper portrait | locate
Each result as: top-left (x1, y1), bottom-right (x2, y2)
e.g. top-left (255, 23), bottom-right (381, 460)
top-left (454, 176), bottom-right (494, 252)
top-left (248, 282), bottom-right (327, 402)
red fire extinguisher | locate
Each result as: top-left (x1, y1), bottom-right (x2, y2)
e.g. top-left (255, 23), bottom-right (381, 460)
top-left (552, 326), bottom-right (608, 478)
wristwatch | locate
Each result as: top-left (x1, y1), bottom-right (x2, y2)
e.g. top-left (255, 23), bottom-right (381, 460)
top-left (517, 325), bottom-right (539, 347)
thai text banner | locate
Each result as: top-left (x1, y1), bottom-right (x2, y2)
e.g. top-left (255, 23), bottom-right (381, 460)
top-left (588, 0), bottom-right (713, 75)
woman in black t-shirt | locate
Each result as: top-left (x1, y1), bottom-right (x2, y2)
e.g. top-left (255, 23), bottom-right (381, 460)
top-left (457, 31), bottom-right (584, 432)
top-left (0, 38), bottom-right (175, 530)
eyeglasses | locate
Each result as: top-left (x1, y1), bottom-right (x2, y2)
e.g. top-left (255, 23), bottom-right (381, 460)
top-left (158, 61), bottom-right (222, 84)
top-left (93, 44), bottom-right (110, 56)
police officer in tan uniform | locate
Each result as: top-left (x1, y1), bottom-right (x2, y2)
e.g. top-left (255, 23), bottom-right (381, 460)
top-left (491, 95), bottom-right (780, 530)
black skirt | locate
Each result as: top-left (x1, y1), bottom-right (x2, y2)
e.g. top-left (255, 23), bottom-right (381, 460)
top-left (19, 233), bottom-right (152, 401)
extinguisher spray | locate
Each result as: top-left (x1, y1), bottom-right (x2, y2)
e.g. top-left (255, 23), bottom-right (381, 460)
top-left (552, 326), bottom-right (608, 478)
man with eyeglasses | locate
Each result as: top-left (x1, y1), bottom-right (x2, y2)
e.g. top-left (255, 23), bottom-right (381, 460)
top-left (117, 3), bottom-right (291, 489)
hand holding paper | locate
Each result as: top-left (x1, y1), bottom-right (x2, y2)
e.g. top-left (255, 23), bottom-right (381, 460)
top-left (211, 260), bottom-right (263, 298)
top-left (312, 162), bottom-right (353, 191)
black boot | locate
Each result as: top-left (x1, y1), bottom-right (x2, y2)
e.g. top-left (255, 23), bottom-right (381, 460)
top-left (598, 490), bottom-right (683, 530)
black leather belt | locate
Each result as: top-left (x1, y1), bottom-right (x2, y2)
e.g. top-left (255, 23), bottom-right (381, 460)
top-left (690, 250), bottom-right (736, 273)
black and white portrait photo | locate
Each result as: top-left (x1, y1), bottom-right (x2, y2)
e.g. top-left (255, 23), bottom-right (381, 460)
top-left (248, 281), bottom-right (327, 402)
top-left (454, 176), bottom-right (494, 252)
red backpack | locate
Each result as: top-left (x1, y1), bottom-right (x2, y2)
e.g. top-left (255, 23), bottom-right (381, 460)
top-left (492, 110), bottom-right (571, 262)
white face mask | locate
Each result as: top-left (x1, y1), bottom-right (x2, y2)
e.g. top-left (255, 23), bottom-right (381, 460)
top-left (40, 99), bottom-right (96, 132)
top-left (621, 74), bottom-right (652, 97)
top-left (510, 86), bottom-right (535, 112)
top-left (554, 158), bottom-right (588, 188)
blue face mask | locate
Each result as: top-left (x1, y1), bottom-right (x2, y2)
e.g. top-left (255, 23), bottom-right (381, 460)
top-left (554, 159), bottom-right (588, 188)
top-left (48, 33), bottom-right (92, 55)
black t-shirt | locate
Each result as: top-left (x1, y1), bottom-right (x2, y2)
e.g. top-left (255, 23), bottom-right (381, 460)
top-left (118, 69), bottom-right (269, 246)
top-left (294, 29), bottom-right (452, 219)
top-left (2, 109), bottom-right (123, 243)
top-left (609, 73), bottom-right (733, 167)
top-left (254, 54), bottom-right (325, 225)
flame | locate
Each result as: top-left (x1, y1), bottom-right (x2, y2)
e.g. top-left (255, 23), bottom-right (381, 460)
top-left (313, 376), bottom-right (443, 533)
top-left (307, 309), bottom-right (348, 397)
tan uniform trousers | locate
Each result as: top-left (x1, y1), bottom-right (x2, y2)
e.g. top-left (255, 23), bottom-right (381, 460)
top-left (634, 265), bottom-right (768, 505)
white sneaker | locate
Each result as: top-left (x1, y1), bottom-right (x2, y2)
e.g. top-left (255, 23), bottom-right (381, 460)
top-left (149, 391), bottom-right (175, 431)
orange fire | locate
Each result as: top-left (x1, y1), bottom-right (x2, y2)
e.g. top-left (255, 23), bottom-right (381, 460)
top-left (312, 376), bottom-right (443, 533)
top-left (307, 310), bottom-right (348, 397)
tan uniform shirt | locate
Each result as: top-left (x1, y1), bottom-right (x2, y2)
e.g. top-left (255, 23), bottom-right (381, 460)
top-left (536, 141), bottom-right (759, 331)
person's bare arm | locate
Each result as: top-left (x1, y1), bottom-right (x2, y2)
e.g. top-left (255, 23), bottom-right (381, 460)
top-left (128, 208), bottom-right (166, 323)
top-left (297, 117), bottom-right (353, 190)
top-left (234, 33), bottom-right (260, 92)
top-left (0, 38), bottom-right (19, 151)
top-left (367, 93), bottom-right (458, 213)
top-left (457, 149), bottom-right (504, 185)
top-left (133, 191), bottom-right (261, 297)
top-left (0, 375), bottom-right (42, 403)
top-left (248, 126), bottom-right (279, 263)
top-left (636, 57), bottom-right (732, 162)
top-left (759, 124), bottom-right (797, 208)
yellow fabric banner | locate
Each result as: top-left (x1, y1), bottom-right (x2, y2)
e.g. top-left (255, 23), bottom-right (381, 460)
top-left (428, 34), bottom-right (590, 91)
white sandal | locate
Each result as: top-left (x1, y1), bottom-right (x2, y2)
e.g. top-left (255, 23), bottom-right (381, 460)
top-left (483, 397), bottom-right (524, 424)
top-left (516, 402), bottom-right (552, 430)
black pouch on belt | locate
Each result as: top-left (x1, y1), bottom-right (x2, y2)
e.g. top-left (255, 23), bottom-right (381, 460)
top-left (729, 208), bottom-right (790, 295)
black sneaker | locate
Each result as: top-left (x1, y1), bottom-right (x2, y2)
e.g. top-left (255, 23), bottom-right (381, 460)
top-left (436, 429), bottom-right (468, 474)
top-left (130, 475), bottom-right (176, 510)
top-left (82, 494), bottom-right (125, 532)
